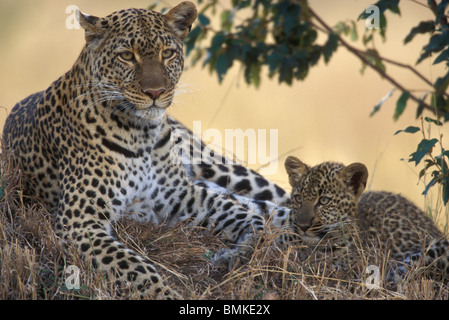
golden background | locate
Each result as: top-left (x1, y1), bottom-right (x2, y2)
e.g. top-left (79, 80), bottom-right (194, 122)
top-left (0, 0), bottom-right (447, 221)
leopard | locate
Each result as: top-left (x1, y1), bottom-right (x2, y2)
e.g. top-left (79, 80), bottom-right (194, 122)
top-left (2, 2), bottom-right (291, 299)
top-left (284, 155), bottom-right (449, 283)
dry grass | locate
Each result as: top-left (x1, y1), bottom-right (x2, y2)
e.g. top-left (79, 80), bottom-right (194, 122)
top-left (1, 149), bottom-right (448, 300)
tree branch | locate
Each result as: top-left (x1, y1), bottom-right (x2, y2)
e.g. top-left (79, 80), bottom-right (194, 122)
top-left (364, 51), bottom-right (432, 88)
top-left (308, 6), bottom-right (448, 119)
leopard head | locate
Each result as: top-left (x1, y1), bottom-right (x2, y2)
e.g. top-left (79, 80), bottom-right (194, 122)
top-left (75, 2), bottom-right (197, 121)
top-left (284, 156), bottom-right (368, 243)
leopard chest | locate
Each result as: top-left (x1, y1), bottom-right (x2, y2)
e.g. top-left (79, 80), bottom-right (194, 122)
top-left (96, 142), bottom-right (188, 225)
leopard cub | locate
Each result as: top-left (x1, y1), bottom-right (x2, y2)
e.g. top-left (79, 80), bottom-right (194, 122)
top-left (284, 156), bottom-right (449, 281)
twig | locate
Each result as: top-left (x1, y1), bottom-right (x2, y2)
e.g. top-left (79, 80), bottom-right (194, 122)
top-left (308, 6), bottom-right (448, 119)
top-left (364, 51), bottom-right (433, 88)
top-left (409, 0), bottom-right (430, 10)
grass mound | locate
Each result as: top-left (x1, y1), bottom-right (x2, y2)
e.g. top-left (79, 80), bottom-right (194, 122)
top-left (1, 149), bottom-right (448, 300)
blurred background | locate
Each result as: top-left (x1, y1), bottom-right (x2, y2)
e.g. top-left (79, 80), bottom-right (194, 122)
top-left (0, 0), bottom-right (447, 224)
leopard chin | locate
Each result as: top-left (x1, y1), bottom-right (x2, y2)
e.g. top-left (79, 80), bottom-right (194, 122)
top-left (137, 105), bottom-right (167, 121)
top-left (123, 98), bottom-right (171, 121)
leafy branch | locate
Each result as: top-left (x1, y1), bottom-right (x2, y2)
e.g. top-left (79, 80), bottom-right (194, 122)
top-left (395, 117), bottom-right (448, 204)
top-left (178, 0), bottom-right (449, 204)
top-left (307, 5), bottom-right (447, 119)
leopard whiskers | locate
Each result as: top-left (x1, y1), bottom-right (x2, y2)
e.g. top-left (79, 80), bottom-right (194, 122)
top-left (69, 80), bottom-right (135, 115)
top-left (69, 80), bottom-right (171, 122)
top-left (171, 80), bottom-right (196, 106)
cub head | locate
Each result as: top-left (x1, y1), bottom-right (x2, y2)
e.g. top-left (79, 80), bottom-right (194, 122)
top-left (284, 156), bottom-right (368, 243)
top-left (76, 2), bottom-right (197, 120)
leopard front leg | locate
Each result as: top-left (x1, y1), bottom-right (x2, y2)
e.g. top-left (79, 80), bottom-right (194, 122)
top-left (55, 171), bottom-right (179, 299)
top-left (181, 184), bottom-right (267, 269)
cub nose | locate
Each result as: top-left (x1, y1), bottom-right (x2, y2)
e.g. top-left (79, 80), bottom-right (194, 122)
top-left (298, 223), bottom-right (312, 232)
top-left (142, 88), bottom-right (166, 100)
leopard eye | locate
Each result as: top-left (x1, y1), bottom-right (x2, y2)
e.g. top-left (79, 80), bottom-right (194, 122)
top-left (318, 196), bottom-right (331, 206)
top-left (161, 49), bottom-right (175, 60)
top-left (293, 194), bottom-right (302, 204)
top-left (118, 51), bottom-right (135, 62)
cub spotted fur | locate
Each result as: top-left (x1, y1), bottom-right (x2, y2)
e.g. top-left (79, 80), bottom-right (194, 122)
top-left (284, 156), bottom-right (449, 281)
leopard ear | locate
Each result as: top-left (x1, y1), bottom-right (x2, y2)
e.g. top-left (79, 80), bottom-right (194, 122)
top-left (340, 163), bottom-right (368, 198)
top-left (285, 156), bottom-right (309, 187)
top-left (165, 1), bottom-right (197, 41)
top-left (77, 10), bottom-right (107, 45)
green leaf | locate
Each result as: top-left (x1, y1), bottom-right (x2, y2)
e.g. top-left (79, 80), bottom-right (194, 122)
top-left (198, 13), bottom-right (210, 26)
top-left (323, 33), bottom-right (339, 64)
top-left (434, 73), bottom-right (449, 93)
top-left (379, 12), bottom-right (387, 40)
top-left (409, 138), bottom-right (439, 165)
top-left (280, 1), bottom-right (301, 36)
top-left (394, 126), bottom-right (420, 135)
top-left (424, 117), bottom-right (443, 126)
top-left (363, 33), bottom-right (373, 45)
top-left (335, 21), bottom-right (350, 35)
top-left (415, 92), bottom-right (429, 119)
top-left (370, 89), bottom-right (394, 117)
top-left (365, 49), bottom-right (385, 73)
top-left (436, 0), bottom-right (449, 25)
top-left (148, 0), bottom-right (162, 10)
top-left (434, 48), bottom-right (449, 65)
top-left (232, 0), bottom-right (251, 9)
top-left (419, 160), bottom-right (436, 179)
top-left (249, 62), bottom-right (261, 88)
top-left (267, 51), bottom-right (281, 77)
top-left (220, 10), bottom-right (233, 32)
top-left (442, 178), bottom-right (449, 205)
top-left (278, 56), bottom-right (296, 85)
top-left (215, 53), bottom-right (231, 83)
top-left (210, 32), bottom-right (226, 55)
top-left (403, 21), bottom-right (435, 44)
top-left (393, 91), bottom-right (410, 121)
top-left (350, 21), bottom-right (358, 41)
top-left (422, 174), bottom-right (438, 196)
top-left (417, 29), bottom-right (449, 64)
top-left (185, 26), bottom-right (202, 57)
top-left (358, 0), bottom-right (400, 20)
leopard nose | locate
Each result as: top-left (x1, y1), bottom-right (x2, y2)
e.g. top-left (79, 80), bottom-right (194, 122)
top-left (143, 88), bottom-right (166, 100)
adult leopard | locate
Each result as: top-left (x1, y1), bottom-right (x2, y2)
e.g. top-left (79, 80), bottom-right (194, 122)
top-left (2, 2), bottom-right (290, 299)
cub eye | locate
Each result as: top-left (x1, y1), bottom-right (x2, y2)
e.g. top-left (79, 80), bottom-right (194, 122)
top-left (318, 196), bottom-right (331, 206)
top-left (118, 51), bottom-right (135, 62)
top-left (292, 195), bottom-right (302, 204)
top-left (161, 49), bottom-right (175, 60)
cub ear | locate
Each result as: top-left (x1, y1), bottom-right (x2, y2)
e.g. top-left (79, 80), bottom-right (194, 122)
top-left (77, 10), bottom-right (107, 45)
top-left (165, 1), bottom-right (197, 41)
top-left (284, 156), bottom-right (309, 187)
top-left (340, 163), bottom-right (368, 198)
